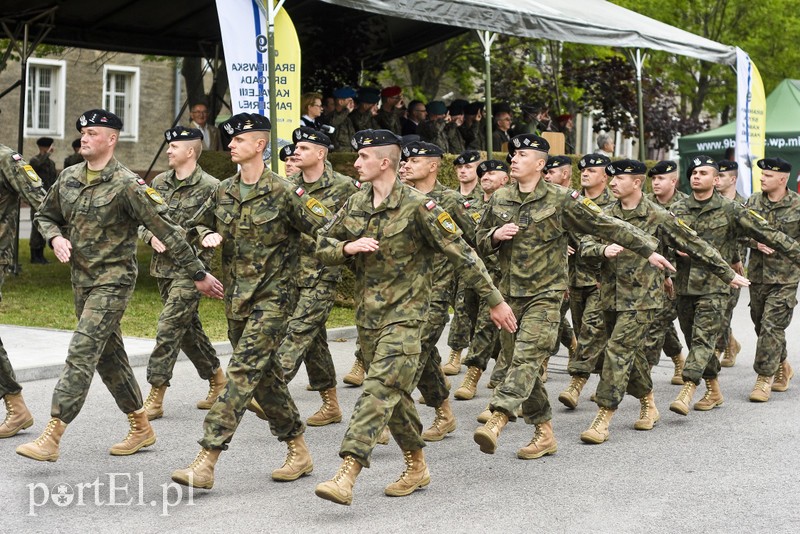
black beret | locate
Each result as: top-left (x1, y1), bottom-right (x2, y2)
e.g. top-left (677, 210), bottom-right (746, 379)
top-left (464, 102), bottom-right (484, 115)
top-left (401, 141), bottom-right (444, 161)
top-left (36, 137), bottom-right (54, 148)
top-left (221, 113), bottom-right (271, 137)
top-left (757, 157), bottom-right (791, 173)
top-left (545, 155), bottom-right (572, 171)
top-left (279, 144), bottom-right (296, 162)
top-left (477, 159), bottom-right (509, 178)
top-left (292, 126), bottom-right (332, 149)
top-left (351, 129), bottom-right (401, 151)
top-left (164, 126), bottom-right (204, 142)
top-left (687, 154), bottom-right (719, 173)
top-left (648, 160), bottom-right (678, 177)
top-left (400, 134), bottom-right (421, 146)
top-left (76, 109), bottom-right (122, 131)
top-left (577, 153), bottom-right (611, 170)
top-left (510, 133), bottom-right (549, 153)
top-left (506, 147), bottom-right (515, 165)
top-left (605, 159), bottom-right (647, 176)
top-left (449, 99), bottom-right (468, 116)
top-left (357, 87), bottom-right (381, 104)
top-left (717, 160), bottom-right (738, 172)
top-left (71, 138), bottom-right (81, 149)
top-left (454, 150), bottom-right (481, 166)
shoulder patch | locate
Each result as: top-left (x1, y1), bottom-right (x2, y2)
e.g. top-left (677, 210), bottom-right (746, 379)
top-left (306, 197), bottom-right (329, 217)
top-left (22, 164), bottom-right (41, 183)
top-left (471, 212), bottom-right (482, 223)
top-left (581, 197), bottom-right (602, 214)
top-left (295, 186), bottom-right (305, 197)
top-left (437, 211), bottom-right (457, 234)
top-left (145, 187), bottom-right (164, 204)
top-left (425, 199), bottom-right (437, 211)
top-left (570, 189), bottom-right (580, 199)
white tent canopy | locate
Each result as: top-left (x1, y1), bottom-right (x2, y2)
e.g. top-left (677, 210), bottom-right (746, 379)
top-left (323, 0), bottom-right (736, 65)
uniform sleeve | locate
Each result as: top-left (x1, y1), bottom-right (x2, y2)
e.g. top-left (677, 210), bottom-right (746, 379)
top-left (184, 184), bottom-right (221, 246)
top-left (287, 186), bottom-right (331, 238)
top-left (476, 196), bottom-right (502, 258)
top-left (660, 212), bottom-right (735, 284)
top-left (419, 203), bottom-right (503, 307)
top-left (734, 202), bottom-right (800, 266)
top-left (33, 178), bottom-right (66, 244)
top-left (315, 202), bottom-right (353, 266)
top-left (5, 155), bottom-right (47, 210)
top-left (442, 194), bottom-right (477, 248)
top-left (580, 234), bottom-right (607, 260)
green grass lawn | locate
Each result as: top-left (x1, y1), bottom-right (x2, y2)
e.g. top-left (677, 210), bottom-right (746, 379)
top-left (1, 240), bottom-right (355, 340)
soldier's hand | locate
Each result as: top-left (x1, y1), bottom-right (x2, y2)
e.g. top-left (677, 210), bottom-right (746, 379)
top-left (202, 233), bottom-right (223, 248)
top-left (343, 237), bottom-right (379, 256)
top-left (492, 223), bottom-right (519, 245)
top-left (567, 245), bottom-right (576, 256)
top-left (756, 242), bottom-right (775, 255)
top-left (647, 252), bottom-right (676, 272)
top-left (490, 302), bottom-right (517, 333)
top-left (663, 277), bottom-right (675, 299)
top-left (603, 244), bottom-right (624, 258)
top-left (51, 236), bottom-right (72, 263)
top-left (150, 236), bottom-right (167, 253)
top-left (732, 261), bottom-right (744, 276)
top-left (729, 273), bottom-right (750, 289)
top-left (195, 273), bottom-right (224, 299)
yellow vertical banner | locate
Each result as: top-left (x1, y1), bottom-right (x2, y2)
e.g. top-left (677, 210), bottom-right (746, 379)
top-left (273, 4), bottom-right (301, 160)
top-left (735, 47), bottom-right (766, 195)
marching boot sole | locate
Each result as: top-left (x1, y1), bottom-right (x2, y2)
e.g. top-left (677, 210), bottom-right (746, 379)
top-left (315, 484), bottom-right (352, 506)
top-left (473, 428), bottom-right (498, 454)
top-left (109, 435), bottom-right (157, 456)
top-left (171, 472), bottom-right (213, 490)
top-left (0, 417), bottom-right (34, 438)
top-left (272, 463), bottom-right (313, 482)
top-left (385, 475), bottom-right (431, 497)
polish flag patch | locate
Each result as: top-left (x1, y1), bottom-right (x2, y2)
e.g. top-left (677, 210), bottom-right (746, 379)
top-left (295, 186), bottom-right (305, 197)
top-left (425, 200), bottom-right (437, 210)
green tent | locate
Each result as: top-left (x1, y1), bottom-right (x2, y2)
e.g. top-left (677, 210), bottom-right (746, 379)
top-left (679, 79), bottom-right (800, 192)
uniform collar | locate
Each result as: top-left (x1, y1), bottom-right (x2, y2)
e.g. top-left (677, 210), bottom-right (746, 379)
top-left (225, 166), bottom-right (273, 202)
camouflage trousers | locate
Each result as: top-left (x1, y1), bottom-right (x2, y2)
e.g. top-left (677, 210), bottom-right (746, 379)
top-left (52, 285), bottom-right (142, 423)
top-left (463, 296), bottom-right (502, 371)
top-left (491, 291), bottom-right (562, 425)
top-left (279, 280), bottom-right (338, 391)
top-left (715, 288), bottom-right (741, 352)
top-left (340, 321), bottom-right (423, 468)
top-left (0, 268), bottom-right (23, 399)
top-left (595, 309), bottom-right (655, 409)
top-left (447, 276), bottom-right (479, 351)
top-left (553, 292), bottom-right (575, 354)
top-left (749, 283), bottom-right (798, 376)
top-left (643, 290), bottom-right (684, 367)
top-left (567, 285), bottom-right (607, 378)
top-left (147, 277), bottom-right (219, 387)
top-left (29, 206), bottom-right (46, 251)
top-left (200, 310), bottom-right (303, 450)
top-left (414, 300), bottom-right (451, 409)
top-left (676, 293), bottom-right (727, 385)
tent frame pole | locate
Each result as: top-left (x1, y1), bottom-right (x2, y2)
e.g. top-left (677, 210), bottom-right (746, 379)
top-left (630, 48), bottom-right (648, 161)
top-left (478, 30), bottom-right (497, 155)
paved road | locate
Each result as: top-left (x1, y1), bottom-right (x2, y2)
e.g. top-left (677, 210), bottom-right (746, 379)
top-left (1, 291), bottom-right (799, 533)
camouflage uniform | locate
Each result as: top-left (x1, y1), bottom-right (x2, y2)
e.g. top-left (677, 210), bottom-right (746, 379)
top-left (476, 179), bottom-right (658, 424)
top-left (715, 191), bottom-right (747, 354)
top-left (317, 178), bottom-right (502, 467)
top-left (417, 119), bottom-right (449, 152)
top-left (642, 190), bottom-right (688, 366)
top-left (185, 167), bottom-right (329, 450)
top-left (330, 109), bottom-right (355, 153)
top-left (64, 152), bottom-right (84, 168)
top-left (348, 109), bottom-right (379, 135)
top-left (375, 108), bottom-right (403, 135)
top-left (445, 122), bottom-right (465, 155)
top-left (566, 188), bottom-right (614, 378)
top-left (670, 192), bottom-right (800, 384)
top-left (583, 198), bottom-right (734, 409)
top-left (459, 120), bottom-right (486, 151)
top-left (138, 165), bottom-right (221, 387)
top-left (35, 158), bottom-right (205, 423)
top-left (0, 145), bottom-right (46, 399)
top-left (745, 189), bottom-right (800, 376)
top-left (279, 161), bottom-right (359, 390)
top-left (28, 151), bottom-right (57, 255)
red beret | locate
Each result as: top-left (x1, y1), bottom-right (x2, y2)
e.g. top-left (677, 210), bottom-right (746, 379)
top-left (381, 86), bottom-right (402, 98)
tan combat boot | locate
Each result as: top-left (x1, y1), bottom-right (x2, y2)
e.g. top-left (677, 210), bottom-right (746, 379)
top-left (143, 385), bottom-right (167, 421)
top-left (580, 407), bottom-right (615, 444)
top-left (377, 426), bottom-right (391, 445)
top-left (248, 398), bottom-right (269, 421)
top-left (385, 449), bottom-right (431, 497)
top-left (16, 418), bottom-right (67, 462)
top-left (476, 404), bottom-right (492, 424)
top-left (568, 335), bottom-right (578, 361)
top-left (694, 378), bottom-right (724, 411)
top-left (110, 409), bottom-right (157, 455)
top-left (315, 455), bottom-right (363, 505)
top-left (540, 357), bottom-right (550, 383)
top-left (442, 349), bottom-right (463, 376)
top-left (171, 448), bottom-right (221, 489)
top-left (634, 391), bottom-right (660, 430)
top-left (473, 410), bottom-right (509, 454)
top-left (343, 358), bottom-right (365, 386)
top-left (197, 367), bottom-right (227, 410)
top-left (670, 353), bottom-right (685, 385)
top-left (272, 434), bottom-right (314, 481)
top-left (454, 366), bottom-right (482, 400)
top-left (669, 382), bottom-right (697, 416)
top-left (720, 333), bottom-right (740, 367)
top-left (517, 420), bottom-right (558, 459)
top-left (306, 388), bottom-right (343, 426)
top-left (0, 392), bottom-right (34, 438)
top-left (558, 375), bottom-right (588, 409)
top-left (749, 375), bottom-right (773, 402)
top-left (772, 360), bottom-right (794, 392)
top-left (421, 398), bottom-right (456, 441)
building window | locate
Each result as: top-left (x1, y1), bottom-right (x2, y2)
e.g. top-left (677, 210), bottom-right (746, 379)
top-left (25, 59), bottom-right (66, 137)
top-left (103, 65), bottom-right (140, 141)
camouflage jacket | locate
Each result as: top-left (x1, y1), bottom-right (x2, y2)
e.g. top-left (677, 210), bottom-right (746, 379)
top-left (459, 183), bottom-right (485, 226)
top-left (138, 165), bottom-right (219, 279)
top-left (317, 178), bottom-right (502, 329)
top-left (29, 152), bottom-right (57, 190)
top-left (288, 161), bottom-right (359, 287)
top-left (375, 108), bottom-right (403, 135)
top-left (746, 189), bottom-right (800, 285)
top-left (64, 153), bottom-right (84, 169)
top-left (646, 189), bottom-right (688, 210)
top-left (445, 122), bottom-right (465, 154)
top-left (417, 119), bottom-right (449, 152)
top-left (35, 158), bottom-right (203, 288)
top-left (329, 109), bottom-right (355, 153)
top-left (349, 109), bottom-right (379, 134)
top-left (569, 187), bottom-right (614, 288)
top-left (0, 144), bottom-right (46, 267)
top-left (186, 167), bottom-right (329, 320)
top-left (670, 191), bottom-right (800, 296)
top-left (477, 179), bottom-right (658, 299)
top-left (459, 120), bottom-right (486, 151)
top-left (583, 197), bottom-right (735, 311)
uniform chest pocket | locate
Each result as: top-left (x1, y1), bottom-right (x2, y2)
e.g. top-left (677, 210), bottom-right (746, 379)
top-left (343, 217), bottom-right (366, 238)
top-left (382, 218), bottom-right (417, 257)
top-left (61, 187), bottom-right (81, 206)
top-left (214, 206), bottom-right (235, 226)
top-left (530, 206), bottom-right (561, 241)
top-left (493, 208), bottom-right (515, 224)
top-left (780, 213), bottom-right (800, 236)
top-left (252, 208), bottom-right (287, 244)
top-left (702, 217), bottom-right (728, 238)
top-left (91, 191), bottom-right (121, 226)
